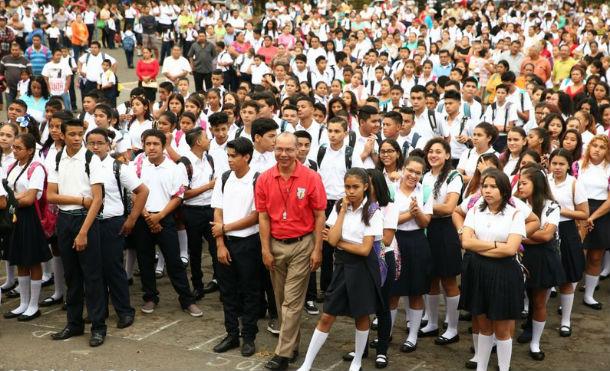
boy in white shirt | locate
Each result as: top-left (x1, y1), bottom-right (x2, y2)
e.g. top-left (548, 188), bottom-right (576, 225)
top-left (482, 83), bottom-right (518, 151)
top-left (247, 54), bottom-right (271, 85)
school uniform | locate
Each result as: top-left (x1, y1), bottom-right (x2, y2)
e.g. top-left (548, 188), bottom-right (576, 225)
top-left (48, 147), bottom-right (107, 335)
top-left (575, 160), bottom-right (610, 250)
top-left (459, 203), bottom-right (526, 320)
top-left (249, 149), bottom-right (276, 174)
top-left (181, 150), bottom-right (217, 294)
top-left (548, 175), bottom-right (587, 282)
top-left (392, 184), bottom-right (433, 297)
top-left (98, 155), bottom-right (139, 319)
top-left (5, 161), bottom-right (52, 267)
top-left (482, 101), bottom-right (518, 152)
top-left (457, 147), bottom-right (496, 178)
top-left (130, 155), bottom-right (195, 308)
top-left (210, 168), bottom-right (261, 341)
top-left (324, 199), bottom-right (384, 317)
top-left (128, 119), bottom-right (154, 151)
top-left (422, 171), bottom-right (463, 278)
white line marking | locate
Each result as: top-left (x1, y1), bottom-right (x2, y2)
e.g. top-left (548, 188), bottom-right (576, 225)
top-left (41, 306), bottom-right (63, 315)
top-left (188, 333), bottom-right (226, 350)
top-left (409, 361), bottom-right (426, 371)
top-left (323, 360), bottom-right (344, 370)
top-left (127, 319), bottom-right (181, 341)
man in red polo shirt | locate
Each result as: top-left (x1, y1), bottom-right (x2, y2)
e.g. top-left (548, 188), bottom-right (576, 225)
top-left (255, 132), bottom-right (327, 371)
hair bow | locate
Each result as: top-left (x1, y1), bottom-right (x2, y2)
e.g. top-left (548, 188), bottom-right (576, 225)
top-left (16, 114), bottom-right (32, 128)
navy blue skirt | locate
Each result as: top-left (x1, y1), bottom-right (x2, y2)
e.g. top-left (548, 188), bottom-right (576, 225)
top-left (390, 229), bottom-right (431, 297)
top-left (523, 240), bottom-right (566, 289)
top-left (427, 217), bottom-right (462, 277)
top-left (583, 199), bottom-right (610, 250)
top-left (558, 220), bottom-right (585, 283)
top-left (8, 205), bottom-right (52, 266)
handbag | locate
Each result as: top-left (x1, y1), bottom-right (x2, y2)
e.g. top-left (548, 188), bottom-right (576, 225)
top-left (96, 19), bottom-right (106, 29)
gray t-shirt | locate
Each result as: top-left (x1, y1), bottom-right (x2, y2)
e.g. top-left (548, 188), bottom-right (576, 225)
top-left (187, 41), bottom-right (217, 74)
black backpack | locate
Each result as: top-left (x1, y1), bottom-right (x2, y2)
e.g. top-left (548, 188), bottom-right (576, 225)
top-left (177, 153), bottom-right (214, 187)
top-left (113, 159), bottom-right (131, 216)
top-left (221, 170), bottom-right (260, 193)
top-left (55, 148), bottom-right (104, 212)
top-left (317, 145), bottom-right (354, 170)
top-left (0, 179), bottom-right (19, 234)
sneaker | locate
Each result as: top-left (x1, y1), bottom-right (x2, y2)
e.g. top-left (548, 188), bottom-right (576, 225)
top-left (267, 318), bottom-right (280, 335)
top-left (185, 304), bottom-right (203, 317)
top-left (304, 301), bottom-right (319, 315)
top-left (141, 301), bottom-right (156, 314)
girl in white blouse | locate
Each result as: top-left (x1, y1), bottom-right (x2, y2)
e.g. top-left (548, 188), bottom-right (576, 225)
top-left (298, 168), bottom-right (383, 371)
top-left (457, 122), bottom-right (498, 185)
top-left (547, 149), bottom-right (589, 337)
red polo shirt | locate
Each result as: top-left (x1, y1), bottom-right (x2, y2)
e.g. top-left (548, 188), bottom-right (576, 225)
top-left (255, 160), bottom-right (327, 240)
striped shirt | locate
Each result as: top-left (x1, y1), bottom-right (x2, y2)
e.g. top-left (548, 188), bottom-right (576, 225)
top-left (25, 45), bottom-right (51, 76)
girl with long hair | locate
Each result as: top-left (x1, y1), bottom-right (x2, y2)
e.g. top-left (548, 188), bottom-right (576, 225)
top-left (500, 127), bottom-right (527, 177)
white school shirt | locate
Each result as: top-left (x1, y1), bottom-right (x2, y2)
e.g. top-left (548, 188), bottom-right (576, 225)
top-left (132, 156), bottom-right (187, 213)
top-left (381, 202), bottom-right (399, 253)
top-left (46, 26), bottom-right (60, 39)
top-left (210, 168), bottom-right (259, 237)
top-left (413, 109), bottom-right (448, 144)
top-left (182, 150), bottom-right (216, 207)
top-left (457, 147), bottom-right (497, 177)
top-left (422, 170), bottom-right (463, 216)
top-left (395, 183), bottom-right (434, 231)
top-left (0, 152), bottom-right (16, 174)
top-left (318, 144), bottom-right (362, 200)
top-left (533, 200), bottom-right (561, 232)
top-left (78, 53), bottom-right (116, 83)
top-left (575, 160), bottom-right (610, 201)
top-left (128, 119), bottom-right (154, 150)
top-left (352, 130), bottom-right (379, 170)
top-left (47, 146), bottom-right (105, 211)
top-left (250, 63), bottom-right (271, 85)
top-left (296, 120), bottom-right (329, 159)
top-left (250, 150), bottom-right (276, 174)
top-left (326, 197), bottom-right (384, 245)
top-left (464, 203), bottom-right (526, 244)
top-left (503, 154), bottom-right (520, 177)
top-left (161, 56), bottom-right (192, 77)
top-left (447, 113), bottom-right (475, 160)
top-left (6, 161), bottom-right (45, 200)
top-left (548, 174), bottom-right (588, 222)
top-left (482, 101), bottom-right (518, 133)
top-left (99, 155), bottom-right (142, 219)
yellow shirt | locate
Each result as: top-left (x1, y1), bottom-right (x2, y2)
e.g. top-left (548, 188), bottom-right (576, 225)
top-left (552, 57), bottom-right (577, 85)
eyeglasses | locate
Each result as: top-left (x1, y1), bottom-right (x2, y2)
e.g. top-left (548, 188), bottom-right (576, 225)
top-left (274, 147), bottom-right (296, 154)
top-left (380, 149), bottom-right (396, 155)
top-left (12, 145), bottom-right (25, 151)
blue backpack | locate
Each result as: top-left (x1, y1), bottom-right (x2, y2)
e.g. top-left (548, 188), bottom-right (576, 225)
top-left (123, 36), bottom-right (135, 52)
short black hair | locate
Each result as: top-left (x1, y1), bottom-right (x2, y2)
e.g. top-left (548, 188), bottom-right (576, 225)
top-left (226, 137), bottom-right (254, 163)
top-left (384, 111), bottom-right (402, 126)
top-left (159, 81), bottom-right (174, 92)
top-left (252, 91), bottom-right (277, 109)
top-left (444, 90), bottom-right (461, 102)
top-left (501, 71), bottom-right (516, 83)
top-left (142, 129), bottom-right (166, 147)
top-left (358, 105), bottom-right (379, 122)
top-left (251, 118), bottom-right (279, 140)
top-left (185, 127), bottom-right (205, 147)
top-left (45, 97), bottom-right (64, 111)
top-left (208, 112), bottom-right (229, 127)
top-left (294, 130), bottom-right (312, 143)
top-left (410, 84), bottom-right (427, 95)
top-left (61, 118), bottom-right (85, 134)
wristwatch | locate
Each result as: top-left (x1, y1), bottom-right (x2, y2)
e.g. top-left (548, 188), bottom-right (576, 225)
top-left (457, 227), bottom-right (464, 235)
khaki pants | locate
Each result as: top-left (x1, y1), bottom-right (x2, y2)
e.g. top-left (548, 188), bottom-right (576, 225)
top-left (269, 234), bottom-right (314, 357)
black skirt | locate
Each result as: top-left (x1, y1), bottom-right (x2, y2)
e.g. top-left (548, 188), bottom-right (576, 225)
top-left (390, 229), bottom-right (432, 297)
top-left (583, 199), bottom-right (610, 250)
top-left (8, 205), bottom-right (52, 266)
top-left (558, 220), bottom-right (585, 283)
top-left (323, 249), bottom-right (382, 318)
top-left (427, 217), bottom-right (462, 277)
top-left (522, 240), bottom-right (566, 289)
top-left (459, 253), bottom-right (524, 320)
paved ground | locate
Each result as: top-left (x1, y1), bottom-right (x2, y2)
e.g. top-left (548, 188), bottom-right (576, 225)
top-left (1, 48), bottom-right (610, 370)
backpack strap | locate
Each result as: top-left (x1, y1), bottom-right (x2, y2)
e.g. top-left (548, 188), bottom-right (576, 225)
top-left (85, 150), bottom-right (93, 177)
top-left (467, 193), bottom-right (481, 210)
top-left (280, 120), bottom-right (287, 133)
top-left (345, 145), bottom-right (353, 170)
top-left (113, 159), bottom-right (128, 216)
top-left (459, 116), bottom-right (468, 135)
top-left (235, 126), bottom-right (244, 139)
top-left (307, 159), bottom-right (318, 172)
top-left (175, 130), bottom-right (184, 146)
top-left (177, 156), bottom-right (193, 185)
top-left (135, 153), bottom-right (145, 178)
top-left (348, 130), bottom-right (356, 148)
top-left (55, 147), bottom-right (63, 172)
top-left (571, 161), bottom-right (580, 178)
top-left (221, 170), bottom-right (231, 193)
top-left (317, 125), bottom-right (325, 143)
top-left (205, 152), bottom-right (215, 176)
top-left (427, 109), bottom-right (438, 134)
top-left (316, 144), bottom-right (327, 168)
top-left (446, 169), bottom-right (462, 185)
top-left (491, 102), bottom-right (497, 123)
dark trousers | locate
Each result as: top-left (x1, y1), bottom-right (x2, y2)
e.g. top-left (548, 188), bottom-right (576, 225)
top-left (376, 251), bottom-right (396, 355)
top-left (193, 71), bottom-right (212, 92)
top-left (218, 234), bottom-right (261, 340)
top-left (159, 41), bottom-right (173, 65)
top-left (261, 264), bottom-right (278, 318)
top-left (182, 40), bottom-right (193, 58)
top-left (320, 200), bottom-right (336, 292)
top-left (182, 205), bottom-right (217, 290)
top-left (100, 216), bottom-right (134, 318)
top-left (56, 212), bottom-right (106, 334)
top-left (125, 49), bottom-right (134, 68)
top-left (86, 24), bottom-right (95, 45)
top-left (132, 216), bottom-right (194, 308)
top-left (306, 271), bottom-right (317, 302)
top-left (68, 73), bottom-right (77, 110)
top-left (82, 80), bottom-right (98, 101)
top-left (124, 18), bottom-right (135, 32)
top-left (223, 69), bottom-right (237, 92)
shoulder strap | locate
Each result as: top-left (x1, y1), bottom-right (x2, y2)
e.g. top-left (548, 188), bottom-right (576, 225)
top-left (427, 109), bottom-right (437, 133)
top-left (280, 120), bottom-right (287, 133)
top-left (113, 159), bottom-right (128, 215)
top-left (491, 102), bottom-right (497, 122)
top-left (55, 147), bottom-right (64, 172)
top-left (345, 145), bottom-right (353, 170)
top-left (348, 130), bottom-right (356, 148)
top-left (459, 116), bottom-right (468, 135)
top-left (205, 153), bottom-right (215, 175)
top-left (26, 161), bottom-right (44, 180)
top-left (467, 193), bottom-right (481, 210)
top-left (446, 169), bottom-right (462, 185)
top-left (318, 125), bottom-right (325, 143)
top-left (307, 159), bottom-right (318, 172)
top-left (412, 132), bottom-right (421, 148)
top-left (252, 172), bottom-right (260, 187)
top-left (177, 156), bottom-right (193, 184)
top-left (175, 130), bottom-right (184, 146)
top-left (571, 161), bottom-right (579, 179)
top-left (221, 170), bottom-right (231, 193)
top-left (85, 150), bottom-right (93, 177)
top-left (135, 153), bottom-right (145, 178)
top-left (316, 145), bottom-right (327, 168)
top-left (235, 126), bottom-right (243, 139)
top-left (520, 91), bottom-right (524, 111)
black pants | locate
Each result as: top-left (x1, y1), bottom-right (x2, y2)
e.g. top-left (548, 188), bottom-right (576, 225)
top-left (182, 205), bottom-right (218, 290)
top-left (86, 24), bottom-right (95, 45)
top-left (56, 212), bottom-right (106, 334)
top-left (306, 271), bottom-right (317, 302)
top-left (376, 251), bottom-right (397, 355)
top-left (218, 234), bottom-right (261, 340)
top-left (100, 216), bottom-right (134, 318)
top-left (159, 41), bottom-right (173, 65)
top-left (182, 40), bottom-right (193, 58)
top-left (132, 216), bottom-right (194, 308)
top-left (320, 200), bottom-right (336, 292)
top-left (260, 264), bottom-right (277, 318)
top-left (82, 80), bottom-right (98, 100)
top-left (193, 71), bottom-right (212, 92)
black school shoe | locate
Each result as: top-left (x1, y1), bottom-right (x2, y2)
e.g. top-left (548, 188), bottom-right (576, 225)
top-left (264, 355), bottom-right (289, 371)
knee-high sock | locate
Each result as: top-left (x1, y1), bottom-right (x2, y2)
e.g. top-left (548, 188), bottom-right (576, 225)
top-left (442, 295), bottom-right (460, 338)
top-left (297, 329), bottom-right (328, 371)
top-left (389, 309), bottom-right (397, 336)
top-left (349, 329), bottom-right (369, 371)
top-left (51, 256), bottom-right (65, 300)
top-left (156, 250), bottom-right (166, 272)
top-left (476, 334), bottom-right (494, 371)
top-left (420, 294), bottom-right (440, 332)
top-left (469, 333), bottom-right (479, 363)
top-left (11, 276), bottom-right (31, 314)
top-left (42, 260), bottom-right (52, 281)
top-left (560, 292), bottom-right (574, 327)
top-left (422, 294), bottom-right (430, 321)
top-left (530, 320), bottom-right (545, 353)
top-left (125, 249), bottom-right (137, 278)
top-left (601, 251), bottom-right (610, 276)
top-left (406, 308), bottom-right (423, 345)
top-left (402, 296), bottom-right (410, 327)
top-left (178, 229), bottom-right (188, 259)
top-left (496, 338), bottom-right (512, 371)
top-left (584, 274), bottom-right (599, 304)
top-left (0, 261), bottom-right (15, 289)
top-left (23, 279), bottom-right (42, 316)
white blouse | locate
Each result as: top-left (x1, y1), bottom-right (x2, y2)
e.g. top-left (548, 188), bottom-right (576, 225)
top-left (395, 183), bottom-right (433, 231)
top-left (548, 174), bottom-right (588, 222)
top-left (576, 160), bottom-right (610, 200)
top-left (464, 203), bottom-right (526, 245)
top-left (327, 197), bottom-right (384, 245)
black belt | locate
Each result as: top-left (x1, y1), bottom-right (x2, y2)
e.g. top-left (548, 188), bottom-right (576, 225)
top-left (273, 234), bottom-right (308, 245)
top-left (225, 235), bottom-right (247, 242)
top-left (59, 209), bottom-right (102, 219)
top-left (182, 204), bottom-right (212, 209)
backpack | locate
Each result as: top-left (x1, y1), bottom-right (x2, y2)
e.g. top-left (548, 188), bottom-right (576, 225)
top-left (401, 133), bottom-right (421, 157)
top-left (307, 159), bottom-right (318, 172)
top-left (422, 170), bottom-right (462, 205)
top-left (317, 145), bottom-right (354, 171)
top-left (220, 170), bottom-right (260, 193)
top-left (367, 201), bottom-right (388, 285)
top-left (123, 35), bottom-right (135, 51)
top-left (0, 179), bottom-right (19, 234)
top-left (427, 109), bottom-right (439, 134)
top-left (55, 147), bottom-right (94, 177)
top-left (491, 101), bottom-right (513, 132)
top-left (113, 159), bottom-right (131, 216)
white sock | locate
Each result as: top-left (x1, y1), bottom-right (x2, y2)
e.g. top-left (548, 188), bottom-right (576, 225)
top-left (422, 294), bottom-right (430, 321)
top-left (406, 308), bottom-right (423, 345)
top-left (402, 296), bottom-right (410, 327)
top-left (156, 250), bottom-right (165, 272)
top-left (42, 261), bottom-right (52, 281)
top-left (560, 292), bottom-right (574, 327)
top-left (389, 309), bottom-right (397, 336)
top-left (349, 329), bottom-right (369, 371)
top-left (496, 338), bottom-right (512, 371)
top-left (601, 251), bottom-right (610, 276)
top-left (125, 249), bottom-right (137, 278)
top-left (530, 320), bottom-right (545, 353)
top-left (11, 276), bottom-right (31, 314)
top-left (584, 274), bottom-right (599, 304)
top-left (178, 229), bottom-right (188, 259)
top-left (476, 334), bottom-right (493, 371)
top-left (442, 295), bottom-right (460, 339)
top-left (420, 294), bottom-right (440, 332)
top-left (51, 257), bottom-right (65, 300)
top-left (469, 333), bottom-right (479, 363)
top-left (1, 261), bottom-right (15, 289)
top-left (23, 279), bottom-right (42, 316)
top-left (297, 328), bottom-right (328, 371)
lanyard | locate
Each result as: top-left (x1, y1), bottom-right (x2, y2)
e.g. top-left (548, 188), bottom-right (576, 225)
top-left (277, 176), bottom-right (295, 220)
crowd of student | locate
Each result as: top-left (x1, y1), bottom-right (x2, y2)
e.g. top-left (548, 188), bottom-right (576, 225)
top-left (0, 0), bottom-right (610, 370)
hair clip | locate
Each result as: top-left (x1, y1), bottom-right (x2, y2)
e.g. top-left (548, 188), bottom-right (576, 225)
top-left (16, 114), bottom-right (31, 128)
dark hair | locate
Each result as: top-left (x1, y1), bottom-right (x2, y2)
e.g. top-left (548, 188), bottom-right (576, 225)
top-left (27, 76), bottom-right (50, 99)
top-left (543, 113), bottom-right (566, 139)
top-left (226, 137), bottom-right (254, 164)
top-left (500, 71), bottom-right (516, 83)
top-left (251, 118), bottom-right (279, 140)
top-left (404, 154), bottom-right (426, 172)
top-left (159, 111), bottom-right (178, 130)
top-left (141, 129), bottom-right (166, 147)
top-left (167, 93), bottom-right (185, 116)
top-left (252, 91), bottom-right (278, 110)
top-left (179, 111), bottom-right (198, 126)
top-left (10, 99), bottom-right (27, 112)
top-left (294, 130), bottom-right (312, 143)
top-left (478, 168), bottom-right (512, 212)
top-left (86, 127), bottom-right (115, 143)
top-left (94, 103), bottom-right (113, 119)
top-left (559, 128), bottom-right (583, 161)
top-left (410, 84), bottom-right (427, 96)
top-left (443, 89), bottom-right (461, 102)
top-left (336, 168), bottom-right (374, 226)
top-left (45, 98), bottom-right (64, 111)
top-left (241, 100), bottom-right (260, 113)
top-left (423, 138), bottom-right (454, 200)
top-left (14, 133), bottom-right (37, 165)
top-left (512, 149), bottom-right (541, 175)
top-left (475, 122), bottom-right (498, 146)
top-left (366, 168), bottom-right (392, 207)
top-left (209, 112), bottom-right (229, 127)
top-left (159, 81), bottom-right (174, 93)
top-left (529, 127), bottom-right (551, 155)
top-left (185, 127), bottom-right (205, 147)
top-left (549, 148), bottom-right (574, 175)
top-left (519, 163), bottom-right (554, 218)
top-left (499, 126), bottom-right (526, 168)
top-left (358, 105), bottom-right (379, 122)
top-left (465, 153), bottom-right (500, 198)
top-left (61, 118), bottom-right (85, 134)
top-left (383, 111), bottom-right (402, 126)
top-left (327, 116), bottom-right (348, 131)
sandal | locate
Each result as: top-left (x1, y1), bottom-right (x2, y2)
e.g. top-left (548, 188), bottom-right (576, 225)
top-left (375, 354), bottom-right (388, 369)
